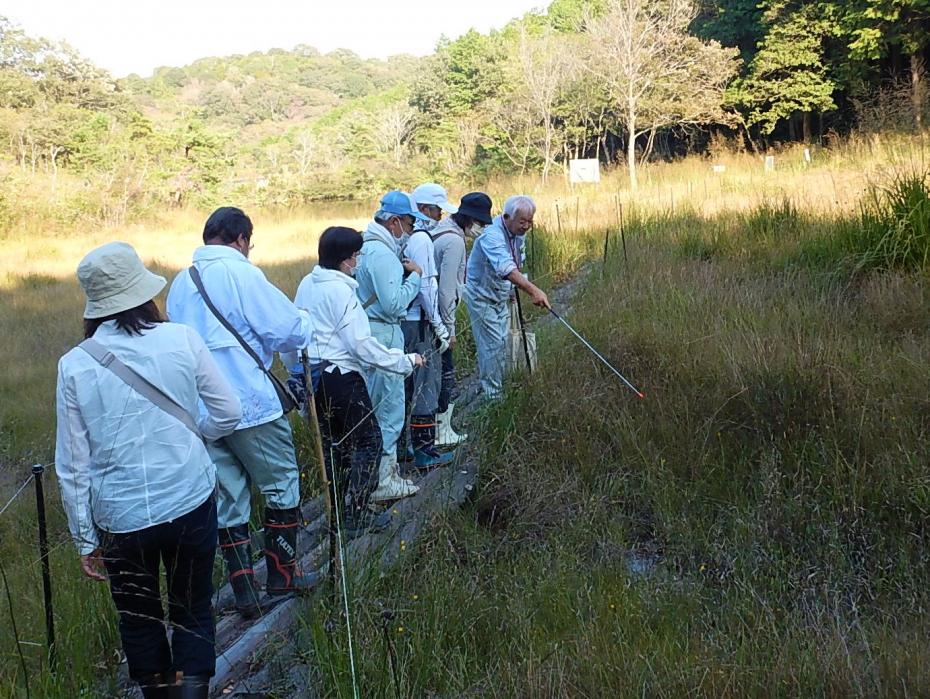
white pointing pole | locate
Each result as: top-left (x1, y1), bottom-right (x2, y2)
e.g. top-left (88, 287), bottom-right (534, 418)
top-left (549, 308), bottom-right (645, 399)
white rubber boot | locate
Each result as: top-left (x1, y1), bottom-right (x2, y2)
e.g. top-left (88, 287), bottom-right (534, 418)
top-left (370, 454), bottom-right (419, 502)
top-left (436, 403), bottom-right (468, 446)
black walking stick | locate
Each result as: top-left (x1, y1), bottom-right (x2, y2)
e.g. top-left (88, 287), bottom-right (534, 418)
top-left (32, 464), bottom-right (55, 671)
top-left (514, 290), bottom-right (533, 374)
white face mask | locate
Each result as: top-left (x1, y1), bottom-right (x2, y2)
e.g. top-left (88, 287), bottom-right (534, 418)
top-left (341, 258), bottom-right (358, 277)
top-left (467, 222), bottom-right (484, 238)
top-left (419, 218), bottom-right (438, 232)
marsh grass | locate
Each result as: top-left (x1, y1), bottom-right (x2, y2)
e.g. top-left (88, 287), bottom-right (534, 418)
top-left (296, 229), bottom-right (928, 697)
top-left (1, 133), bottom-right (929, 697)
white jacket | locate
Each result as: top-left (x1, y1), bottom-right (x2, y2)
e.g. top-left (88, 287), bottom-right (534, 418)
top-left (56, 321), bottom-right (241, 554)
top-left (290, 265), bottom-right (416, 376)
top-left (404, 230), bottom-right (443, 333)
top-left (166, 245), bottom-right (313, 428)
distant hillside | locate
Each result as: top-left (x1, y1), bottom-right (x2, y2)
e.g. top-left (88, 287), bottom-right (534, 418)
top-left (120, 47), bottom-right (421, 129)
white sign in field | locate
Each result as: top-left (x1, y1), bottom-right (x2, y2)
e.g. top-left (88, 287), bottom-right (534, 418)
top-left (569, 158), bottom-right (601, 184)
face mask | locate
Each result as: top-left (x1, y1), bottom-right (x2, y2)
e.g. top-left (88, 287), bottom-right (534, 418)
top-left (419, 218), bottom-right (438, 232)
top-left (467, 222), bottom-right (484, 238)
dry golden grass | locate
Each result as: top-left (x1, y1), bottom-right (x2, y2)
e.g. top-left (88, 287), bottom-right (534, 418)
top-left (0, 208), bottom-right (368, 287)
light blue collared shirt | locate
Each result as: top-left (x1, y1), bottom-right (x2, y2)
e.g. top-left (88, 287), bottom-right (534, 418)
top-left (464, 215), bottom-right (526, 305)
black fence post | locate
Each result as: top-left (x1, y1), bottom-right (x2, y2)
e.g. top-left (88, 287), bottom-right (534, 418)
top-left (32, 464), bottom-right (56, 672)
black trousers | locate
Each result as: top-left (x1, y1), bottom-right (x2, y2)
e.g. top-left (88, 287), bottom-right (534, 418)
top-left (100, 496), bottom-right (217, 680)
top-left (315, 367), bottom-right (383, 512)
top-left (437, 347), bottom-right (457, 414)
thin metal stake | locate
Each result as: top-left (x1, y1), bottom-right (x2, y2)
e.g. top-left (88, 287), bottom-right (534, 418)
top-left (549, 310), bottom-right (644, 398)
top-left (32, 464), bottom-right (56, 671)
top-left (0, 554), bottom-right (30, 699)
top-left (602, 225), bottom-right (610, 269)
top-left (514, 291), bottom-right (533, 374)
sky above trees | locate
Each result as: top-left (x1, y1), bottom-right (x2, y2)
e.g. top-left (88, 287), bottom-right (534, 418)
top-left (4, 0), bottom-right (544, 77)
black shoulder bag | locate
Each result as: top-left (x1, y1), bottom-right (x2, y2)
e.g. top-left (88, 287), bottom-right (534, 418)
top-left (188, 266), bottom-right (298, 414)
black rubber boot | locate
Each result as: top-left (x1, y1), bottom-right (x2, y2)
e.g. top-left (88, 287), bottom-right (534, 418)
top-left (174, 673), bottom-right (210, 699)
top-left (218, 525), bottom-right (262, 619)
top-left (137, 672), bottom-right (173, 699)
top-left (264, 507), bottom-right (321, 596)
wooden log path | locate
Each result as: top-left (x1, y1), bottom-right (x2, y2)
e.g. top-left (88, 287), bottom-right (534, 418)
top-left (116, 264), bottom-right (592, 698)
top-left (211, 455), bottom-right (478, 697)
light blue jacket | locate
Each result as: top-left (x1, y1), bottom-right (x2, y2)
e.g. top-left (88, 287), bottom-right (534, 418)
top-left (464, 215), bottom-right (526, 305)
top-left (167, 245), bottom-right (313, 428)
top-left (356, 221), bottom-right (421, 325)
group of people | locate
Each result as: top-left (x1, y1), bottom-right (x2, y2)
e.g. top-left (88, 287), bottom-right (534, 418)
top-left (54, 185), bottom-right (550, 698)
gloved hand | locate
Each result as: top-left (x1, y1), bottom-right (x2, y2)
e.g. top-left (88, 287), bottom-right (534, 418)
top-left (287, 373), bottom-right (308, 417)
top-left (433, 323), bottom-right (451, 355)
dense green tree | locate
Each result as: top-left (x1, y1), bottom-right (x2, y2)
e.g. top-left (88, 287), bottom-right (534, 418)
top-left (732, 1), bottom-right (838, 139)
top-left (693, 0), bottom-right (765, 60)
top-left (843, 0), bottom-right (930, 128)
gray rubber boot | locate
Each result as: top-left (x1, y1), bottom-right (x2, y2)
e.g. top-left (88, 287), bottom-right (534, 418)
top-left (218, 525), bottom-right (262, 619)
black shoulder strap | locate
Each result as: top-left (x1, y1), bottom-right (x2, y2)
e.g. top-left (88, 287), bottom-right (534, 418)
top-left (188, 265), bottom-right (267, 372)
top-left (431, 230), bottom-right (453, 241)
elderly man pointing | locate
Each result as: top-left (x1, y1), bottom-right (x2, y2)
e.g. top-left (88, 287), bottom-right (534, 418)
top-left (463, 195), bottom-right (549, 400)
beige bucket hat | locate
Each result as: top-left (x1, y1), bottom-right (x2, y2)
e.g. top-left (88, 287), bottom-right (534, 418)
top-left (77, 242), bottom-right (166, 319)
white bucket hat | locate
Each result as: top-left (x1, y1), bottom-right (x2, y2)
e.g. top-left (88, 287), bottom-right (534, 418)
top-left (77, 242), bottom-right (166, 319)
top-left (411, 183), bottom-right (459, 214)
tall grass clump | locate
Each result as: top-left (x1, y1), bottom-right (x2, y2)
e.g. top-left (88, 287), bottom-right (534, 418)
top-left (853, 171), bottom-right (930, 274)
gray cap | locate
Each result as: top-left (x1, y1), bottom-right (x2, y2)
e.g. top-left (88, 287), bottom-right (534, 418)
top-left (77, 242), bottom-right (166, 319)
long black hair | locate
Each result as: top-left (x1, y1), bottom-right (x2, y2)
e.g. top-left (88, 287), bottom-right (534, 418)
top-left (83, 300), bottom-right (165, 339)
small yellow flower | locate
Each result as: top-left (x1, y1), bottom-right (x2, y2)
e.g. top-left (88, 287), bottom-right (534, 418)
top-left (397, 626), bottom-right (404, 633)
top-left (412, 594), bottom-right (419, 601)
top-left (609, 603), bottom-right (615, 610)
top-left (699, 564), bottom-right (706, 572)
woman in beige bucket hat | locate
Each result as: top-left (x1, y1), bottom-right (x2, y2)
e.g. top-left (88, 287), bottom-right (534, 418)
top-left (55, 241), bottom-right (242, 698)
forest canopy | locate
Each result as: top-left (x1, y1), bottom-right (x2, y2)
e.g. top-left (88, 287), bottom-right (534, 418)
top-left (0, 0), bottom-right (927, 227)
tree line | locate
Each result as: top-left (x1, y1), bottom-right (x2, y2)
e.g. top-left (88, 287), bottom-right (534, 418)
top-left (0, 0), bottom-right (927, 229)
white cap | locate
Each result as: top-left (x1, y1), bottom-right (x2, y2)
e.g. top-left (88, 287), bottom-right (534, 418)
top-left (411, 183), bottom-right (458, 214)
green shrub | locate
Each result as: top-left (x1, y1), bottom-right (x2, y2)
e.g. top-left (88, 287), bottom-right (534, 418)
top-left (853, 171), bottom-right (930, 274)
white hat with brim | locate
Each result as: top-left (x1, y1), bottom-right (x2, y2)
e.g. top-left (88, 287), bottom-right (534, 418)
top-left (77, 241), bottom-right (167, 319)
top-left (412, 183), bottom-right (459, 215)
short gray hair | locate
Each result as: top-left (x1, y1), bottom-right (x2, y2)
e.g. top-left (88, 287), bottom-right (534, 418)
top-left (374, 209), bottom-right (397, 226)
top-left (503, 195), bottom-right (536, 218)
